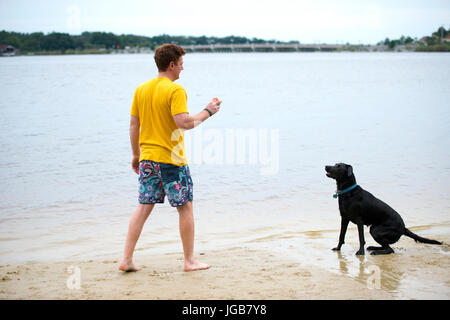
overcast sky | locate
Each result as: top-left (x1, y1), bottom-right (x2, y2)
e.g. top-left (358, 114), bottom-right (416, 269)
top-left (1, 0), bottom-right (449, 44)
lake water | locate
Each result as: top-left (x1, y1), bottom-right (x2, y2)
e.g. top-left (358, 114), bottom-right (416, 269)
top-left (0, 52), bottom-right (449, 274)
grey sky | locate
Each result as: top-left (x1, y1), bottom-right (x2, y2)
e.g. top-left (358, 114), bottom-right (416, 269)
top-left (1, 0), bottom-right (449, 44)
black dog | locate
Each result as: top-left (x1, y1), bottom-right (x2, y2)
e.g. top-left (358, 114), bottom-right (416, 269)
top-left (325, 163), bottom-right (442, 255)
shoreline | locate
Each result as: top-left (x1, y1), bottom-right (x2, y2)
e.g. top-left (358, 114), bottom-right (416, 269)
top-left (3, 50), bottom-right (450, 58)
top-left (1, 232), bottom-right (448, 300)
top-left (0, 246), bottom-right (394, 300)
top-left (5, 48), bottom-right (450, 57)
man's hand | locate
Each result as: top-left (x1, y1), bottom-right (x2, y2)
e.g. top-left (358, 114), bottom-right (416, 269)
top-left (206, 98), bottom-right (222, 115)
top-left (132, 155), bottom-right (140, 174)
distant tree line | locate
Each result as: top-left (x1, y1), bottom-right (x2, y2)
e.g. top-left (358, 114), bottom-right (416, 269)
top-left (379, 36), bottom-right (415, 49)
top-left (378, 26), bottom-right (450, 49)
top-left (420, 26), bottom-right (450, 46)
top-left (2, 26), bottom-right (449, 54)
top-left (0, 30), bottom-right (293, 53)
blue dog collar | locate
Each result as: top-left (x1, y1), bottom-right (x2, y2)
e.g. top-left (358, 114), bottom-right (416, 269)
top-left (333, 184), bottom-right (358, 199)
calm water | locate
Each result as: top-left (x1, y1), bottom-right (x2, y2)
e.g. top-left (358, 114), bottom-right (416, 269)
top-left (0, 52), bottom-right (449, 270)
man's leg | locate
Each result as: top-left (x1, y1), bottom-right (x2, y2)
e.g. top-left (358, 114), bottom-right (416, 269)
top-left (119, 203), bottom-right (154, 271)
top-left (177, 201), bottom-right (210, 271)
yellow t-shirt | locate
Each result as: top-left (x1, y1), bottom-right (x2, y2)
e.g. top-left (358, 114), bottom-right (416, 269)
top-left (130, 77), bottom-right (189, 166)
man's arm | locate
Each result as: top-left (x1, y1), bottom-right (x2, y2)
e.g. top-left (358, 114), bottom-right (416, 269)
top-left (173, 99), bottom-right (221, 130)
top-left (173, 110), bottom-right (210, 130)
top-left (130, 115), bottom-right (140, 174)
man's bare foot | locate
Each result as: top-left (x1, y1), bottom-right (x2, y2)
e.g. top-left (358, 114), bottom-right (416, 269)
top-left (184, 260), bottom-right (210, 272)
top-left (118, 260), bottom-right (142, 272)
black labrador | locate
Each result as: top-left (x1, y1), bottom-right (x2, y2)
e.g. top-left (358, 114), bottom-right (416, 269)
top-left (325, 163), bottom-right (442, 255)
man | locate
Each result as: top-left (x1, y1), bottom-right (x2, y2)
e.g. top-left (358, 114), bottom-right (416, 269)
top-left (119, 44), bottom-right (221, 272)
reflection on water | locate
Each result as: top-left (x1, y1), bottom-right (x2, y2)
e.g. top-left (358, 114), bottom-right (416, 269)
top-left (333, 248), bottom-right (450, 299)
top-left (334, 250), bottom-right (405, 294)
top-left (245, 222), bottom-right (450, 299)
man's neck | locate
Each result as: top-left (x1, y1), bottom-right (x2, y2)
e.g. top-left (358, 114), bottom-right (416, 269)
top-left (158, 72), bottom-right (176, 82)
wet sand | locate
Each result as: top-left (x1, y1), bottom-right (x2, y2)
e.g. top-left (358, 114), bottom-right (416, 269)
top-left (1, 232), bottom-right (448, 300)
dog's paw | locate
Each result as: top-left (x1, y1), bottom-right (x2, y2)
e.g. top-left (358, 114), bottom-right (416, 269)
top-left (355, 250), bottom-right (365, 255)
top-left (331, 247), bottom-right (341, 251)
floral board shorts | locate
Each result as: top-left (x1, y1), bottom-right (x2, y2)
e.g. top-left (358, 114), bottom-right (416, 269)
top-left (138, 160), bottom-right (193, 207)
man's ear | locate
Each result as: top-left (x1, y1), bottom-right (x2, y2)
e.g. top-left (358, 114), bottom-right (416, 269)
top-left (347, 165), bottom-right (353, 176)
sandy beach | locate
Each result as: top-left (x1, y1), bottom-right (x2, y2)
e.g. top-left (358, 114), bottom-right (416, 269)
top-left (1, 232), bottom-right (448, 300)
top-left (1, 53), bottom-right (450, 301)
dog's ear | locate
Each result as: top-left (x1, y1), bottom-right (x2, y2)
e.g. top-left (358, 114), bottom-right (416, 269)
top-left (347, 165), bottom-right (353, 176)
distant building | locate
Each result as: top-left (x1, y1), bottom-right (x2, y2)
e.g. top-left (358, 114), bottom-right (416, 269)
top-left (443, 35), bottom-right (450, 43)
top-left (0, 44), bottom-right (17, 56)
top-left (417, 37), bottom-right (429, 45)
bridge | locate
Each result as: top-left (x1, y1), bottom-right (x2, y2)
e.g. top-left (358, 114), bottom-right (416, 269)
top-left (183, 43), bottom-right (347, 53)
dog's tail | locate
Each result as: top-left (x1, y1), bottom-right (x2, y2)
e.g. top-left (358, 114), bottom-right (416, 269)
top-left (403, 228), bottom-right (442, 245)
